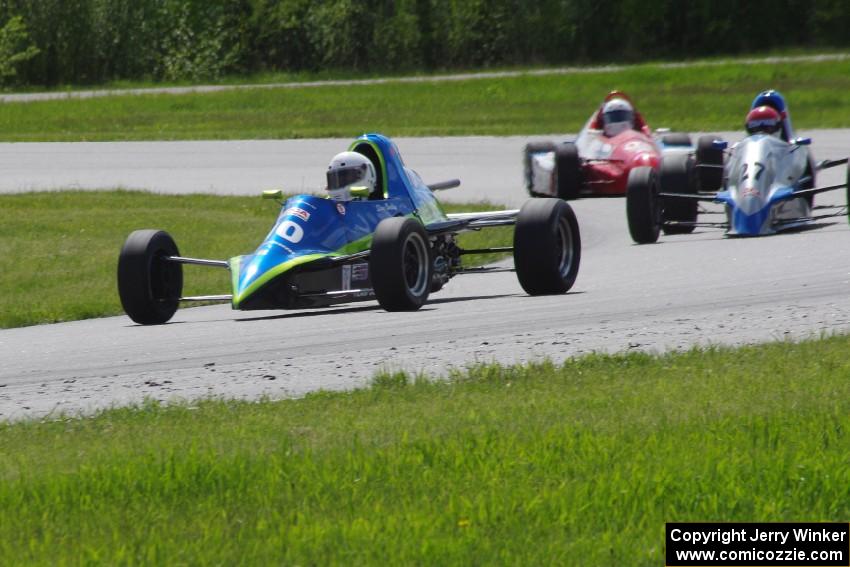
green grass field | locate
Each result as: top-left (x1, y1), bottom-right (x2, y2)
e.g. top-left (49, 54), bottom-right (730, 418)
top-left (2, 57), bottom-right (850, 141)
top-left (2, 337), bottom-right (849, 564)
top-left (0, 191), bottom-right (510, 329)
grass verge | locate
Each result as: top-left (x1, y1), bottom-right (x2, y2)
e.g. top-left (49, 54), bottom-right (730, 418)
top-left (2, 336), bottom-right (849, 564)
top-left (0, 190), bottom-right (510, 329)
top-left (1, 57), bottom-right (850, 141)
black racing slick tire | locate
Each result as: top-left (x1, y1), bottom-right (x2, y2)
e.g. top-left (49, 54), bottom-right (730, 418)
top-left (626, 167), bottom-right (661, 244)
top-left (696, 135), bottom-right (724, 192)
top-left (513, 198), bottom-right (581, 295)
top-left (554, 143), bottom-right (582, 200)
top-left (801, 159), bottom-right (816, 207)
top-left (661, 133), bottom-right (692, 147)
top-left (523, 141), bottom-right (556, 196)
top-left (846, 157), bottom-right (850, 224)
top-left (370, 217), bottom-right (432, 311)
top-left (117, 229), bottom-right (183, 325)
top-left (659, 153), bottom-right (698, 235)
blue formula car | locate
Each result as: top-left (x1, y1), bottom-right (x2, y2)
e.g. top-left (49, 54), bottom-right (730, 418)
top-left (117, 133), bottom-right (582, 324)
top-left (626, 91), bottom-right (849, 243)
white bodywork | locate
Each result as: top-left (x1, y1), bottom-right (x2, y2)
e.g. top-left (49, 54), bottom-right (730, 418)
top-left (722, 134), bottom-right (813, 234)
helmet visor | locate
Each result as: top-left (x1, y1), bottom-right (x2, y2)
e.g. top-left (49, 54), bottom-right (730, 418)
top-left (604, 109), bottom-right (633, 125)
top-left (746, 119), bottom-right (780, 134)
top-left (327, 164), bottom-right (367, 190)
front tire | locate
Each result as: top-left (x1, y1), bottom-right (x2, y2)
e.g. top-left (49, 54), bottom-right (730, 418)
top-left (370, 217), bottom-right (432, 311)
top-left (801, 158), bottom-right (816, 207)
top-left (626, 167), bottom-right (661, 244)
top-left (514, 198), bottom-right (581, 295)
top-left (117, 230), bottom-right (183, 325)
top-left (660, 153), bottom-right (698, 234)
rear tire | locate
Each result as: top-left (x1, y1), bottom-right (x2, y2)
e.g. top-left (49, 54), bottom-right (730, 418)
top-left (554, 143), bottom-right (581, 200)
top-left (661, 133), bottom-right (692, 147)
top-left (117, 230), bottom-right (183, 325)
top-left (660, 153), bottom-right (698, 235)
top-left (514, 198), bottom-right (581, 295)
top-left (696, 135), bottom-right (724, 192)
top-left (523, 141), bottom-right (556, 197)
top-left (370, 217), bottom-right (432, 311)
top-left (626, 167), bottom-right (661, 244)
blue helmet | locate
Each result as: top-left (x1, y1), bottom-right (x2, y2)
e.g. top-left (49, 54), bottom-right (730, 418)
top-left (751, 90), bottom-right (786, 114)
top-left (750, 90), bottom-right (792, 140)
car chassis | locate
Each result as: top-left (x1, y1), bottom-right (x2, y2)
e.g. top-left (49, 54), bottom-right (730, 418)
top-left (118, 134), bottom-right (582, 324)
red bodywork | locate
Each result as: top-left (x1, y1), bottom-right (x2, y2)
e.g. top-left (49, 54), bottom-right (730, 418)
top-left (576, 91), bottom-right (662, 196)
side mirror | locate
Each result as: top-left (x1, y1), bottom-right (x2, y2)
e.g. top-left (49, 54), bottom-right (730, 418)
top-left (712, 140), bottom-right (728, 150)
top-left (793, 137), bottom-right (812, 146)
top-left (349, 186), bottom-right (370, 199)
top-left (427, 179), bottom-right (461, 191)
top-left (262, 189), bottom-right (284, 200)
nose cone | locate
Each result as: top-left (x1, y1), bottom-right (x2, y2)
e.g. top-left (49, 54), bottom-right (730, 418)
top-left (729, 181), bottom-right (771, 235)
top-left (737, 184), bottom-right (766, 215)
top-left (229, 245), bottom-right (281, 308)
top-left (230, 244), bottom-right (325, 309)
top-left (729, 204), bottom-right (771, 236)
top-left (235, 250), bottom-right (271, 297)
top-left (631, 152), bottom-right (659, 169)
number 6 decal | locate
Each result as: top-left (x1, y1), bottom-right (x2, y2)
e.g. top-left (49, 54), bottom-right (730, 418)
top-left (276, 220), bottom-right (304, 243)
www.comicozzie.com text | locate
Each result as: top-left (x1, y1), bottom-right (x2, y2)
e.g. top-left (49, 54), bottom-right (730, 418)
top-left (670, 527), bottom-right (847, 546)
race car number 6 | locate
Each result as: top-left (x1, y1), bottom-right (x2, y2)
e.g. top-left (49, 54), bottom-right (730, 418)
top-left (276, 220), bottom-right (304, 243)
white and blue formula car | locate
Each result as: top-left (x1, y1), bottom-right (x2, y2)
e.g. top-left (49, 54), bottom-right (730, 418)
top-left (626, 91), bottom-right (849, 243)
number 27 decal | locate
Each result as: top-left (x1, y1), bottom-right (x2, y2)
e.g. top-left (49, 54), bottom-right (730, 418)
top-left (741, 162), bottom-right (765, 181)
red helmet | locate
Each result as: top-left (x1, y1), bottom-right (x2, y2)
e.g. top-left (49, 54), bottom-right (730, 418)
top-left (745, 105), bottom-right (781, 135)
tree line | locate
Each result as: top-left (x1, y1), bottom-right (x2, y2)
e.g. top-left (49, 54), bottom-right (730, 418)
top-left (0, 0), bottom-right (847, 86)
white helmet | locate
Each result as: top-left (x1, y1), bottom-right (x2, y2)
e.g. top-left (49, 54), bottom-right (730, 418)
top-left (601, 98), bottom-right (635, 137)
top-left (326, 151), bottom-right (376, 201)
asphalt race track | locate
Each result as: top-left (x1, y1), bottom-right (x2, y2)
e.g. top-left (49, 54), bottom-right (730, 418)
top-left (2, 131), bottom-right (849, 420)
top-left (0, 136), bottom-right (557, 206)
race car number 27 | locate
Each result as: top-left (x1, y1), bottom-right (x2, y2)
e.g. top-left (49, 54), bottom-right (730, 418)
top-left (276, 220), bottom-right (304, 244)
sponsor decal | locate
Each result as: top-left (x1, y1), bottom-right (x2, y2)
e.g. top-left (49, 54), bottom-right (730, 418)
top-left (284, 207), bottom-right (311, 221)
top-left (336, 203), bottom-right (346, 215)
top-left (341, 265), bottom-right (352, 291)
top-left (352, 263), bottom-right (369, 282)
top-left (624, 140), bottom-right (654, 154)
top-left (742, 186), bottom-right (760, 198)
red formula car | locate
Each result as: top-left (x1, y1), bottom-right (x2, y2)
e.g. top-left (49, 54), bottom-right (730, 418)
top-left (524, 91), bottom-right (696, 199)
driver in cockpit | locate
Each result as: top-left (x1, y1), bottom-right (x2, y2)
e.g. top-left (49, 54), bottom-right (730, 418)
top-left (750, 90), bottom-right (793, 142)
top-left (744, 105), bottom-right (783, 138)
top-left (324, 151), bottom-right (376, 201)
top-left (600, 98), bottom-right (636, 138)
